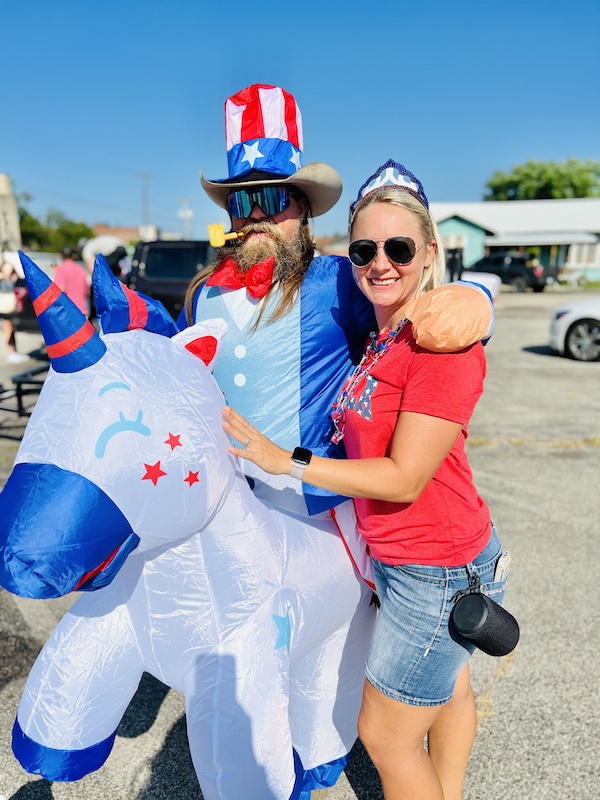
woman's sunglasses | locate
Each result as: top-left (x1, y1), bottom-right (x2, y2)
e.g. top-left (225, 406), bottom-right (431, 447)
top-left (348, 237), bottom-right (427, 268)
top-left (226, 186), bottom-right (298, 219)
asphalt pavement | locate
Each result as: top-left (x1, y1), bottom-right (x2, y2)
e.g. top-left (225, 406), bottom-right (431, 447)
top-left (0, 287), bottom-right (599, 799)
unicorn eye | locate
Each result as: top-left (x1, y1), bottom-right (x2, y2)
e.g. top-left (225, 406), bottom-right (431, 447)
top-left (99, 382), bottom-right (132, 397)
top-left (95, 411), bottom-right (151, 459)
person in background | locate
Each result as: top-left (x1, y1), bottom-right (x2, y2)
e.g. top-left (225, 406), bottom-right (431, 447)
top-left (53, 247), bottom-right (90, 317)
top-left (0, 260), bottom-right (28, 364)
top-left (222, 160), bottom-right (510, 800)
top-left (104, 245), bottom-right (128, 278)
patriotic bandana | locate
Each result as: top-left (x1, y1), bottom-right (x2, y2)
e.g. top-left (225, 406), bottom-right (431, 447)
top-left (349, 159), bottom-right (429, 219)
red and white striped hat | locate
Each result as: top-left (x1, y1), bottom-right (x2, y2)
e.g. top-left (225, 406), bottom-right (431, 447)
top-left (201, 84), bottom-right (341, 218)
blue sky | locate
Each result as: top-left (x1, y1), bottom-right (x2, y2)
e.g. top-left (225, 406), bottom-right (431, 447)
top-left (3, 0), bottom-right (599, 241)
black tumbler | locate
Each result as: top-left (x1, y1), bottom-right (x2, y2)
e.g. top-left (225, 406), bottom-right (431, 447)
top-left (450, 593), bottom-right (520, 656)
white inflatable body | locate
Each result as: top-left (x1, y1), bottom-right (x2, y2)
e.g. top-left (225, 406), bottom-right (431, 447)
top-left (0, 256), bottom-right (374, 799)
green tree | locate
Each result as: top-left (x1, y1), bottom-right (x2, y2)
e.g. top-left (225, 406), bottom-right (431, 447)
top-left (17, 198), bottom-right (93, 253)
top-left (45, 209), bottom-right (94, 254)
top-left (484, 159), bottom-right (600, 201)
top-left (19, 206), bottom-right (50, 250)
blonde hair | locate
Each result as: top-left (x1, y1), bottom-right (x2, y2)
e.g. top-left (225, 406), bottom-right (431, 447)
top-left (349, 188), bottom-right (445, 294)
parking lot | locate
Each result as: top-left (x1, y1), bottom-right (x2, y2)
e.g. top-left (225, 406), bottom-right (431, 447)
top-left (1, 287), bottom-right (599, 800)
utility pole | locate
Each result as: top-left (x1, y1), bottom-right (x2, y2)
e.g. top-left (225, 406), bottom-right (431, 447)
top-left (137, 174), bottom-right (153, 227)
top-left (177, 198), bottom-right (194, 239)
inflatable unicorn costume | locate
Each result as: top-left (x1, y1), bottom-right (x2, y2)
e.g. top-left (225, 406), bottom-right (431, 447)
top-left (0, 254), bottom-right (375, 799)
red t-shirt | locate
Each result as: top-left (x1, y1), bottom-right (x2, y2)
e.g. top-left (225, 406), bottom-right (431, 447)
top-left (343, 324), bottom-right (491, 567)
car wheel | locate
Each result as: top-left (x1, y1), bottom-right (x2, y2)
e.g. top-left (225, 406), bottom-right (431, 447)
top-left (532, 285), bottom-right (545, 293)
top-left (509, 276), bottom-right (528, 292)
top-left (564, 318), bottom-right (600, 362)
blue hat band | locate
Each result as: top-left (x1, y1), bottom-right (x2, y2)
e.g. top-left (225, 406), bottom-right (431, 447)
top-left (223, 139), bottom-right (302, 183)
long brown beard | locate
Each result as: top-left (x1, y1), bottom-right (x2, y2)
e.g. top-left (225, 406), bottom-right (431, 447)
top-left (213, 221), bottom-right (315, 283)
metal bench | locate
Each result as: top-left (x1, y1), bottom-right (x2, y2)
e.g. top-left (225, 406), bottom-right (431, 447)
top-left (0, 365), bottom-right (49, 417)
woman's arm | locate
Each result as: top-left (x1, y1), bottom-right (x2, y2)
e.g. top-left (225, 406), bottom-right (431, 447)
top-left (222, 407), bottom-right (462, 504)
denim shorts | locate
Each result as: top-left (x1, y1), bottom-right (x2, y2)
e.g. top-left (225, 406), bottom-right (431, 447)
top-left (365, 527), bottom-right (508, 707)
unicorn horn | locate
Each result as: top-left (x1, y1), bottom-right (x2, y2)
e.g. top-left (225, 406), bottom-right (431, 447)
top-left (19, 252), bottom-right (106, 373)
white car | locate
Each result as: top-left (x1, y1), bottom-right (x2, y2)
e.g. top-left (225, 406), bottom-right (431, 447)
top-left (550, 297), bottom-right (600, 361)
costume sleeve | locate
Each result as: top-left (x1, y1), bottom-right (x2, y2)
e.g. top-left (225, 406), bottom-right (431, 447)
top-left (400, 342), bottom-right (486, 426)
top-left (335, 257), bottom-right (376, 362)
top-left (177, 286), bottom-right (201, 330)
top-left (407, 282), bottom-right (494, 352)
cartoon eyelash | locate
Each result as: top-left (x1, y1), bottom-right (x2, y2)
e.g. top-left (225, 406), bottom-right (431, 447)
top-left (95, 410), bottom-right (151, 459)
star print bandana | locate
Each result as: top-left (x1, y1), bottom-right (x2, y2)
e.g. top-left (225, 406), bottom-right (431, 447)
top-left (349, 159), bottom-right (429, 219)
top-left (206, 256), bottom-right (275, 299)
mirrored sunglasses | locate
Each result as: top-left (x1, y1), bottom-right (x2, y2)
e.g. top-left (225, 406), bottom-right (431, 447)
top-left (226, 186), bottom-right (295, 219)
top-left (348, 237), bottom-right (426, 268)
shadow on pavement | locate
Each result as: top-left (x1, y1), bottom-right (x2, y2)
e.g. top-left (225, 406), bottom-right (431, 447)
top-left (9, 779), bottom-right (54, 799)
top-left (344, 740), bottom-right (382, 799)
top-left (118, 673), bottom-right (171, 739)
top-left (522, 345), bottom-right (556, 356)
top-left (137, 715), bottom-right (201, 799)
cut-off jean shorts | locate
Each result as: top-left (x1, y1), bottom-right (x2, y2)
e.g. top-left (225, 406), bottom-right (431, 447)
top-left (365, 527), bottom-right (508, 707)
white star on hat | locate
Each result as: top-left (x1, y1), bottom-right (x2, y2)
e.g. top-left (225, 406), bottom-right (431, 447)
top-left (289, 147), bottom-right (302, 171)
top-left (241, 141), bottom-right (265, 168)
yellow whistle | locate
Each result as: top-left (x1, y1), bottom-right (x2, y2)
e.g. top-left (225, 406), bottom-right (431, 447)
top-left (207, 224), bottom-right (245, 248)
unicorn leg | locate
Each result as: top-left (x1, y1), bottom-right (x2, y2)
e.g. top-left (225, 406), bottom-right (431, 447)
top-left (14, 593), bottom-right (144, 782)
top-left (289, 581), bottom-right (375, 792)
top-left (183, 611), bottom-right (297, 800)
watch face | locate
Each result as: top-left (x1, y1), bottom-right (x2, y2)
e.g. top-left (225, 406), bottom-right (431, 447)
top-left (292, 447), bottom-right (312, 465)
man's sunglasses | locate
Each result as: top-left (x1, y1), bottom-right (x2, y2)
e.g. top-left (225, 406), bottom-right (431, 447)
top-left (348, 237), bottom-right (427, 268)
top-left (226, 186), bottom-right (299, 219)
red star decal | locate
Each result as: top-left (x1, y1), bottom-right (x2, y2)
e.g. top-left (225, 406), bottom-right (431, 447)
top-left (184, 470), bottom-right (200, 487)
top-left (165, 433), bottom-right (182, 450)
top-left (142, 461), bottom-right (167, 486)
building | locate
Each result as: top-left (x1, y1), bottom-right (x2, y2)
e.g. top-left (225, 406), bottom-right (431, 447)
top-left (0, 174), bottom-right (22, 253)
top-left (433, 197), bottom-right (600, 281)
top-left (322, 197), bottom-right (600, 282)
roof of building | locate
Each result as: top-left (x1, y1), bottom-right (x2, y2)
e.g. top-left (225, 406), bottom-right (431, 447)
top-left (430, 197), bottom-right (600, 236)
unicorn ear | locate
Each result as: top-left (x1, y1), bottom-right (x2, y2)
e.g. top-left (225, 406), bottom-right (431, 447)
top-left (173, 318), bottom-right (228, 371)
top-left (18, 251), bottom-right (106, 373)
top-left (92, 255), bottom-right (178, 338)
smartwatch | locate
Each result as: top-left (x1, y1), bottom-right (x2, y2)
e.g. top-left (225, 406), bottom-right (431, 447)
top-left (290, 447), bottom-right (312, 481)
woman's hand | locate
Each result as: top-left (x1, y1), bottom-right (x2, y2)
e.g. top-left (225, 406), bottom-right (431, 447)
top-left (222, 406), bottom-right (292, 476)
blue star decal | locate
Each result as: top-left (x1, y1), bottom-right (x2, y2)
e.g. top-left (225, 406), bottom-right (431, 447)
top-left (273, 606), bottom-right (292, 651)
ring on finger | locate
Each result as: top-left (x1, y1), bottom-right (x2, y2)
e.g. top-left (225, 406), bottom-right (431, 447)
top-left (243, 436), bottom-right (251, 447)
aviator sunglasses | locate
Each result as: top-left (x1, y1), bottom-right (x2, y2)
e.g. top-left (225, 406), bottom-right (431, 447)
top-left (348, 237), bottom-right (427, 268)
top-left (226, 186), bottom-right (299, 219)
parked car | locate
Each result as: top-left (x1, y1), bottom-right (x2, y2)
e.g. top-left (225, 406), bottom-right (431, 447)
top-left (549, 297), bottom-right (600, 362)
top-left (125, 240), bottom-right (216, 321)
top-left (458, 271), bottom-right (502, 302)
top-left (465, 253), bottom-right (558, 293)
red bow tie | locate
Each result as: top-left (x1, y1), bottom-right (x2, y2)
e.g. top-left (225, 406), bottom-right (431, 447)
top-left (206, 256), bottom-right (275, 299)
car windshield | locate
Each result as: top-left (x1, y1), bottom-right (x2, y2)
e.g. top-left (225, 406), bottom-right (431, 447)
top-left (143, 244), bottom-right (213, 280)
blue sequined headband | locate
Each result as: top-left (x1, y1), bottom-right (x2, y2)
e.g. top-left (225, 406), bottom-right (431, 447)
top-left (349, 159), bottom-right (429, 219)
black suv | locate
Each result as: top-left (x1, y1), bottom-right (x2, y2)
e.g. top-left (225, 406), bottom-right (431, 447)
top-left (465, 253), bottom-right (557, 293)
top-left (126, 240), bottom-right (216, 321)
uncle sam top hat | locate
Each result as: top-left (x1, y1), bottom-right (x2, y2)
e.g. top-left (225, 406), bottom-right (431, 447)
top-left (200, 84), bottom-right (342, 217)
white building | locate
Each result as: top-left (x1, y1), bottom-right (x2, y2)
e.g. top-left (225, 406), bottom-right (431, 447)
top-left (0, 174), bottom-right (22, 253)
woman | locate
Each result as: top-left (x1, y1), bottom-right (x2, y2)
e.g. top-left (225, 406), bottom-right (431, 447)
top-left (222, 160), bottom-right (510, 800)
top-left (0, 260), bottom-right (28, 364)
